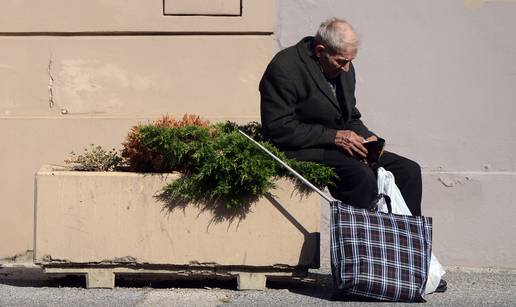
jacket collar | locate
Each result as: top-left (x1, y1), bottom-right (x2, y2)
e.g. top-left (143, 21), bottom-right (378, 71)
top-left (296, 37), bottom-right (352, 119)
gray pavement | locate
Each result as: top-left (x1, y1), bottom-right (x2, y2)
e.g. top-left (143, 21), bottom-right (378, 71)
top-left (0, 267), bottom-right (515, 306)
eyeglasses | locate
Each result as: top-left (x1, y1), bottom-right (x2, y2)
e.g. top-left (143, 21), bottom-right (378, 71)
top-left (322, 49), bottom-right (355, 67)
top-left (333, 57), bottom-right (352, 66)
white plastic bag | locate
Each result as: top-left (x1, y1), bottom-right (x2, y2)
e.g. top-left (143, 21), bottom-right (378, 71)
top-left (426, 254), bottom-right (446, 294)
top-left (376, 167), bottom-right (445, 295)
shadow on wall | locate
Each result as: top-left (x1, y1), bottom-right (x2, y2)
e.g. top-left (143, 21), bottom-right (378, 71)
top-left (265, 194), bottom-right (320, 268)
top-left (156, 190), bottom-right (320, 268)
top-left (156, 187), bottom-right (256, 226)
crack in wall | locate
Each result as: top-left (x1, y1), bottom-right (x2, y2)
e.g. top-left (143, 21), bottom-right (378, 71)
top-left (47, 53), bottom-right (55, 109)
top-left (47, 53), bottom-right (68, 114)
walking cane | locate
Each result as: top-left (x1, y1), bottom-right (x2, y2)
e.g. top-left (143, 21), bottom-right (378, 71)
top-left (237, 129), bottom-right (335, 203)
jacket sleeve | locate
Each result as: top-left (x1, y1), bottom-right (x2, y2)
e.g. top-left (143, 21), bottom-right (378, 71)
top-left (348, 108), bottom-right (375, 138)
top-left (346, 64), bottom-right (376, 139)
top-left (260, 62), bottom-right (337, 149)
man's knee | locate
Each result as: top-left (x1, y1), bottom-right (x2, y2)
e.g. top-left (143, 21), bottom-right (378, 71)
top-left (342, 163), bottom-right (378, 196)
top-left (336, 162), bottom-right (376, 185)
top-left (353, 165), bottom-right (378, 208)
top-left (359, 165), bottom-right (378, 190)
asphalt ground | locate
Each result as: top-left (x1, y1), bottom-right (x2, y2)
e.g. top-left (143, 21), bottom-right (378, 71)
top-left (0, 267), bottom-right (515, 306)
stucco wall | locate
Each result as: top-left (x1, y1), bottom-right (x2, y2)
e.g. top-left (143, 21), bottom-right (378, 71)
top-left (276, 0), bottom-right (516, 268)
top-left (276, 0), bottom-right (516, 172)
top-left (0, 0), bottom-right (274, 261)
top-left (1, 0), bottom-right (515, 268)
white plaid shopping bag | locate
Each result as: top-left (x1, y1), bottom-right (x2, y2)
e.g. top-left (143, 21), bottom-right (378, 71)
top-left (330, 200), bottom-right (433, 302)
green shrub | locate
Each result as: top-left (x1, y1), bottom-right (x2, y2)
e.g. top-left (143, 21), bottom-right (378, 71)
top-left (134, 121), bottom-right (337, 209)
top-left (161, 129), bottom-right (280, 208)
top-left (136, 124), bottom-right (213, 173)
top-left (68, 116), bottom-right (337, 211)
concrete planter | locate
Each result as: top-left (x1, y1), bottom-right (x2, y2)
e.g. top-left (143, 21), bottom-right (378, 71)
top-left (34, 165), bottom-right (321, 289)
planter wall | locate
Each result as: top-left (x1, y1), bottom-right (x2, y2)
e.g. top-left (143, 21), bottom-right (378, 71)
top-left (34, 165), bottom-right (321, 288)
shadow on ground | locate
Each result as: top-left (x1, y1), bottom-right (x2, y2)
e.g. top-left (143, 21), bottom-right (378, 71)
top-left (267, 272), bottom-right (334, 301)
top-left (1, 265), bottom-right (335, 301)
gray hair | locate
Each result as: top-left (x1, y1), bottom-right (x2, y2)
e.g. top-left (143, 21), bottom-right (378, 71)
top-left (314, 17), bottom-right (359, 54)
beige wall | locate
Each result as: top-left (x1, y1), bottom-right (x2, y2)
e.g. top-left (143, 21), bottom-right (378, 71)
top-left (2, 0), bottom-right (515, 269)
top-left (0, 0), bottom-right (273, 33)
top-left (0, 0), bottom-right (274, 261)
top-left (1, 36), bottom-right (272, 117)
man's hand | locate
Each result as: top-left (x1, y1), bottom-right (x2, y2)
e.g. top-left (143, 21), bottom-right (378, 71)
top-left (335, 130), bottom-right (368, 158)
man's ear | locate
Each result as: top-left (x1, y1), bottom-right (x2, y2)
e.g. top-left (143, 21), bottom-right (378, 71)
top-left (314, 44), bottom-right (325, 58)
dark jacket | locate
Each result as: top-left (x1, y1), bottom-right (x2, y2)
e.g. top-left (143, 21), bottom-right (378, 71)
top-left (260, 37), bottom-right (375, 163)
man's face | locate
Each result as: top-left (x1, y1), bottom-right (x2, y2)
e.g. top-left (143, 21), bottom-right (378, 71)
top-left (316, 45), bottom-right (357, 79)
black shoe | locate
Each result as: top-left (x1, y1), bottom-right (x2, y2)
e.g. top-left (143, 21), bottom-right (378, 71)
top-left (329, 291), bottom-right (343, 301)
top-left (435, 279), bottom-right (447, 293)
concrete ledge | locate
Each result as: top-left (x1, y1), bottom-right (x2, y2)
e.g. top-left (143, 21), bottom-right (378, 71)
top-left (34, 165), bottom-right (320, 270)
top-left (0, 263), bottom-right (302, 289)
top-left (42, 266), bottom-right (288, 290)
top-left (236, 272), bottom-right (266, 290)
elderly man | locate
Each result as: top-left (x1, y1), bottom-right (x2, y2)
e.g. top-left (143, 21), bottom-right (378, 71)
top-left (260, 18), bottom-right (422, 215)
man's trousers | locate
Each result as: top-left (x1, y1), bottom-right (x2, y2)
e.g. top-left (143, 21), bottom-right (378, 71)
top-left (322, 150), bottom-right (422, 216)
